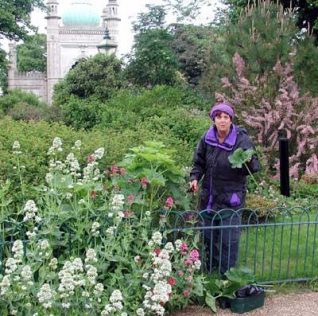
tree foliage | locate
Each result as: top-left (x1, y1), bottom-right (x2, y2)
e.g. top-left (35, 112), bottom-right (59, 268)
top-left (170, 24), bottom-right (214, 86)
top-left (126, 29), bottom-right (179, 87)
top-left (200, 1), bottom-right (318, 97)
top-left (223, 0), bottom-right (318, 39)
top-left (53, 53), bottom-right (125, 106)
top-left (132, 4), bottom-right (166, 33)
top-left (0, 0), bottom-right (46, 41)
top-left (17, 34), bottom-right (47, 72)
top-left (162, 0), bottom-right (211, 22)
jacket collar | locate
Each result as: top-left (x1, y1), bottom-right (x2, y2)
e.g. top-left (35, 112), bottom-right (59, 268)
top-left (205, 124), bottom-right (237, 151)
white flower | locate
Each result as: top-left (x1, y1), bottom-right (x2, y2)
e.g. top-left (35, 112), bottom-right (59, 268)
top-left (110, 289), bottom-right (123, 303)
top-left (12, 141), bottom-right (20, 150)
top-left (80, 291), bottom-right (89, 298)
top-left (21, 265), bottom-right (32, 281)
top-left (74, 140), bottom-right (81, 149)
top-left (12, 240), bottom-right (24, 259)
top-left (49, 258), bottom-right (58, 270)
top-left (38, 239), bottom-right (50, 250)
top-left (151, 232), bottom-right (162, 245)
top-left (91, 222), bottom-right (100, 237)
top-left (164, 242), bottom-right (174, 253)
top-left (37, 283), bottom-right (55, 309)
top-left (94, 147), bottom-right (105, 160)
top-left (62, 302), bottom-right (70, 309)
top-left (136, 308), bottom-right (145, 316)
top-left (0, 275), bottom-right (11, 295)
top-left (145, 211), bottom-right (151, 216)
top-left (175, 239), bottom-right (182, 249)
top-left (86, 265), bottom-right (98, 285)
top-left (106, 226), bottom-right (116, 236)
top-left (23, 200), bottom-right (38, 222)
top-left (93, 283), bottom-right (104, 296)
top-left (112, 301), bottom-right (123, 310)
top-left (111, 194), bottom-right (125, 211)
top-left (5, 258), bottom-right (18, 274)
top-left (194, 260), bottom-right (201, 270)
top-left (45, 173), bottom-right (53, 184)
top-left (85, 249), bottom-right (97, 263)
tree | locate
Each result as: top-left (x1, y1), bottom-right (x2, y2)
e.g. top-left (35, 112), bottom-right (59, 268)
top-left (53, 53), bottom-right (125, 106)
top-left (162, 0), bottom-right (211, 23)
top-left (200, 1), bottom-right (300, 97)
top-left (126, 29), bottom-right (179, 87)
top-left (0, 0), bottom-right (46, 92)
top-left (0, 0), bottom-right (46, 41)
top-left (223, 0), bottom-right (318, 40)
top-left (132, 4), bottom-right (166, 33)
top-left (170, 24), bottom-right (214, 86)
top-left (17, 34), bottom-right (47, 72)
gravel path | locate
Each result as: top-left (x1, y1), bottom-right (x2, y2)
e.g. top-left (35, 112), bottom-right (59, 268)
top-left (171, 292), bottom-right (318, 315)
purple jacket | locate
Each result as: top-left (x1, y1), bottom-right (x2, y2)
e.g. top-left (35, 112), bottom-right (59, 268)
top-left (190, 124), bottom-right (260, 212)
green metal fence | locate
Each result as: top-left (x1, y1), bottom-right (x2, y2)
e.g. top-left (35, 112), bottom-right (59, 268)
top-left (164, 206), bottom-right (318, 283)
top-left (1, 206), bottom-right (318, 284)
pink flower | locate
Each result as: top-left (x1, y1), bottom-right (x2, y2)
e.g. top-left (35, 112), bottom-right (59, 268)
top-left (140, 177), bottom-right (149, 189)
top-left (168, 277), bottom-right (176, 286)
top-left (119, 167), bottom-right (126, 176)
top-left (189, 249), bottom-right (200, 262)
top-left (179, 242), bottom-right (188, 254)
top-left (153, 248), bottom-right (161, 256)
top-left (165, 196), bottom-right (174, 209)
top-left (177, 270), bottom-right (184, 277)
top-left (186, 275), bottom-right (193, 282)
top-left (123, 210), bottom-right (134, 218)
top-left (90, 191), bottom-right (97, 199)
top-left (183, 289), bottom-right (191, 297)
top-left (184, 258), bottom-right (193, 266)
top-left (87, 154), bottom-right (95, 163)
top-left (127, 194), bottom-right (135, 205)
top-left (110, 165), bottom-right (119, 175)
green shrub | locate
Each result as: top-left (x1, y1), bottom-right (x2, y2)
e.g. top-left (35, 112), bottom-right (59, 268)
top-left (0, 89), bottom-right (47, 113)
top-left (59, 96), bottom-right (104, 130)
top-left (142, 108), bottom-right (210, 148)
top-left (0, 118), bottom-right (193, 203)
top-left (7, 102), bottom-right (63, 122)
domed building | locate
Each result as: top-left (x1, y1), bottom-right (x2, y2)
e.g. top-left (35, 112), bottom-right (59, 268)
top-left (8, 0), bottom-right (120, 104)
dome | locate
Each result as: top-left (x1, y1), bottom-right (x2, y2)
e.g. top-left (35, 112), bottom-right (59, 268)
top-left (62, 1), bottom-right (100, 27)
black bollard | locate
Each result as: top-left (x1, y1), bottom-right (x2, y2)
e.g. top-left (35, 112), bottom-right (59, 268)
top-left (278, 129), bottom-right (290, 197)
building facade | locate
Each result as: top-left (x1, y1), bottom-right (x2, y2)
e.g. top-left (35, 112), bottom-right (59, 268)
top-left (8, 0), bottom-right (120, 104)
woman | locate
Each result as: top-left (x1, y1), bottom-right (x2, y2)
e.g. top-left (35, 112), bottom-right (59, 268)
top-left (189, 102), bottom-right (260, 274)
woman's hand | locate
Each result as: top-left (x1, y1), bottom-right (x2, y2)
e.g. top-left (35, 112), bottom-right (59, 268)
top-left (189, 180), bottom-right (199, 192)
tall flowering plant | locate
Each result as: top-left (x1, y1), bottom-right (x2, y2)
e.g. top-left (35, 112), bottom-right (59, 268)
top-left (0, 138), bottom-right (204, 315)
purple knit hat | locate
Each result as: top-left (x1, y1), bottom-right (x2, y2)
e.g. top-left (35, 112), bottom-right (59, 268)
top-left (209, 102), bottom-right (234, 120)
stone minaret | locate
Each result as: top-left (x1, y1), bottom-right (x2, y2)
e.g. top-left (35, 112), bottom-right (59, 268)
top-left (103, 0), bottom-right (121, 44)
top-left (7, 42), bottom-right (17, 90)
top-left (46, 0), bottom-right (60, 105)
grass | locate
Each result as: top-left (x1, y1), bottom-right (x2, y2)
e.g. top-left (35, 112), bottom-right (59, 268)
top-left (238, 211), bottom-right (318, 282)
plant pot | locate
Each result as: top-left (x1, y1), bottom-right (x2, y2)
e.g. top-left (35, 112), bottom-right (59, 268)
top-left (230, 291), bottom-right (265, 314)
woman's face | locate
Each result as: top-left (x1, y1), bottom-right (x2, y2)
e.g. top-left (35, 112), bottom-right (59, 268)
top-left (214, 112), bottom-right (232, 134)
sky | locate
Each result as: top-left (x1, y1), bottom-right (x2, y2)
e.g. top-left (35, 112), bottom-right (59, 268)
top-left (28, 0), bottom-right (222, 57)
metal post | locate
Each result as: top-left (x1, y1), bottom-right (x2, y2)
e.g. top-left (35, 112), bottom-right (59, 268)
top-left (278, 129), bottom-right (290, 197)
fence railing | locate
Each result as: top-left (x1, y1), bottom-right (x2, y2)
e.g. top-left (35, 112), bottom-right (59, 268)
top-left (1, 206), bottom-right (318, 284)
top-left (163, 206), bottom-right (318, 283)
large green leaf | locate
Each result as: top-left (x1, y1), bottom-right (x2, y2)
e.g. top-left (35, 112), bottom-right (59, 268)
top-left (228, 148), bottom-right (255, 168)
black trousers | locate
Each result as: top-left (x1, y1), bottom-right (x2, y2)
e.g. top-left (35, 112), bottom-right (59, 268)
top-left (203, 214), bottom-right (241, 274)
